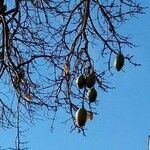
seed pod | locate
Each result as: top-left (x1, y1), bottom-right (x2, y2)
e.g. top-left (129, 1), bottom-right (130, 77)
top-left (75, 108), bottom-right (87, 127)
top-left (86, 111), bottom-right (93, 122)
top-left (114, 53), bottom-right (124, 71)
top-left (86, 73), bottom-right (96, 88)
top-left (87, 88), bottom-right (97, 103)
top-left (76, 75), bottom-right (86, 89)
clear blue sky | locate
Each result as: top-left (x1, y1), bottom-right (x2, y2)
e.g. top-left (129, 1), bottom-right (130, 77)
top-left (0, 1), bottom-right (150, 150)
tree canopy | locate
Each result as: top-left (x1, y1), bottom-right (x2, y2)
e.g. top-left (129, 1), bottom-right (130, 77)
top-left (0, 0), bottom-right (145, 149)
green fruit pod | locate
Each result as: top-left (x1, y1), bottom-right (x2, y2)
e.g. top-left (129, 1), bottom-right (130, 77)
top-left (114, 53), bottom-right (124, 71)
top-left (76, 75), bottom-right (86, 89)
top-left (86, 73), bottom-right (96, 88)
top-left (75, 108), bottom-right (87, 127)
top-left (87, 88), bottom-right (97, 103)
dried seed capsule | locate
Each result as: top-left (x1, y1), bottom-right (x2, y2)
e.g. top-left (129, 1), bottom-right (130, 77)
top-left (86, 111), bottom-right (93, 122)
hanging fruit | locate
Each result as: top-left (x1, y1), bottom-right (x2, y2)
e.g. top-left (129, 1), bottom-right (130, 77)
top-left (114, 53), bottom-right (124, 71)
top-left (76, 75), bottom-right (86, 89)
top-left (87, 87), bottom-right (97, 103)
top-left (86, 111), bottom-right (93, 122)
top-left (86, 72), bottom-right (96, 88)
top-left (75, 108), bottom-right (87, 128)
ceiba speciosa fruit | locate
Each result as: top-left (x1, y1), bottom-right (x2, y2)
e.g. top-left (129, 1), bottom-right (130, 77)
top-left (86, 111), bottom-right (93, 122)
top-left (114, 53), bottom-right (124, 71)
top-left (75, 108), bottom-right (87, 127)
top-left (87, 87), bottom-right (97, 103)
top-left (86, 72), bottom-right (96, 88)
top-left (76, 75), bottom-right (86, 89)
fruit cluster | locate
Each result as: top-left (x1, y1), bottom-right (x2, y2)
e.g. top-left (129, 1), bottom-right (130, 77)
top-left (75, 52), bottom-right (125, 128)
top-left (76, 72), bottom-right (97, 103)
top-left (75, 72), bottom-right (97, 128)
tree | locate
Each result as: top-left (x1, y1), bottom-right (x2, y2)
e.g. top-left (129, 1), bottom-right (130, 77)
top-left (0, 0), bottom-right (145, 149)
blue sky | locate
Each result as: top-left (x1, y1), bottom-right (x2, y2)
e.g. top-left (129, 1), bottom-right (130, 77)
top-left (0, 1), bottom-right (150, 150)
